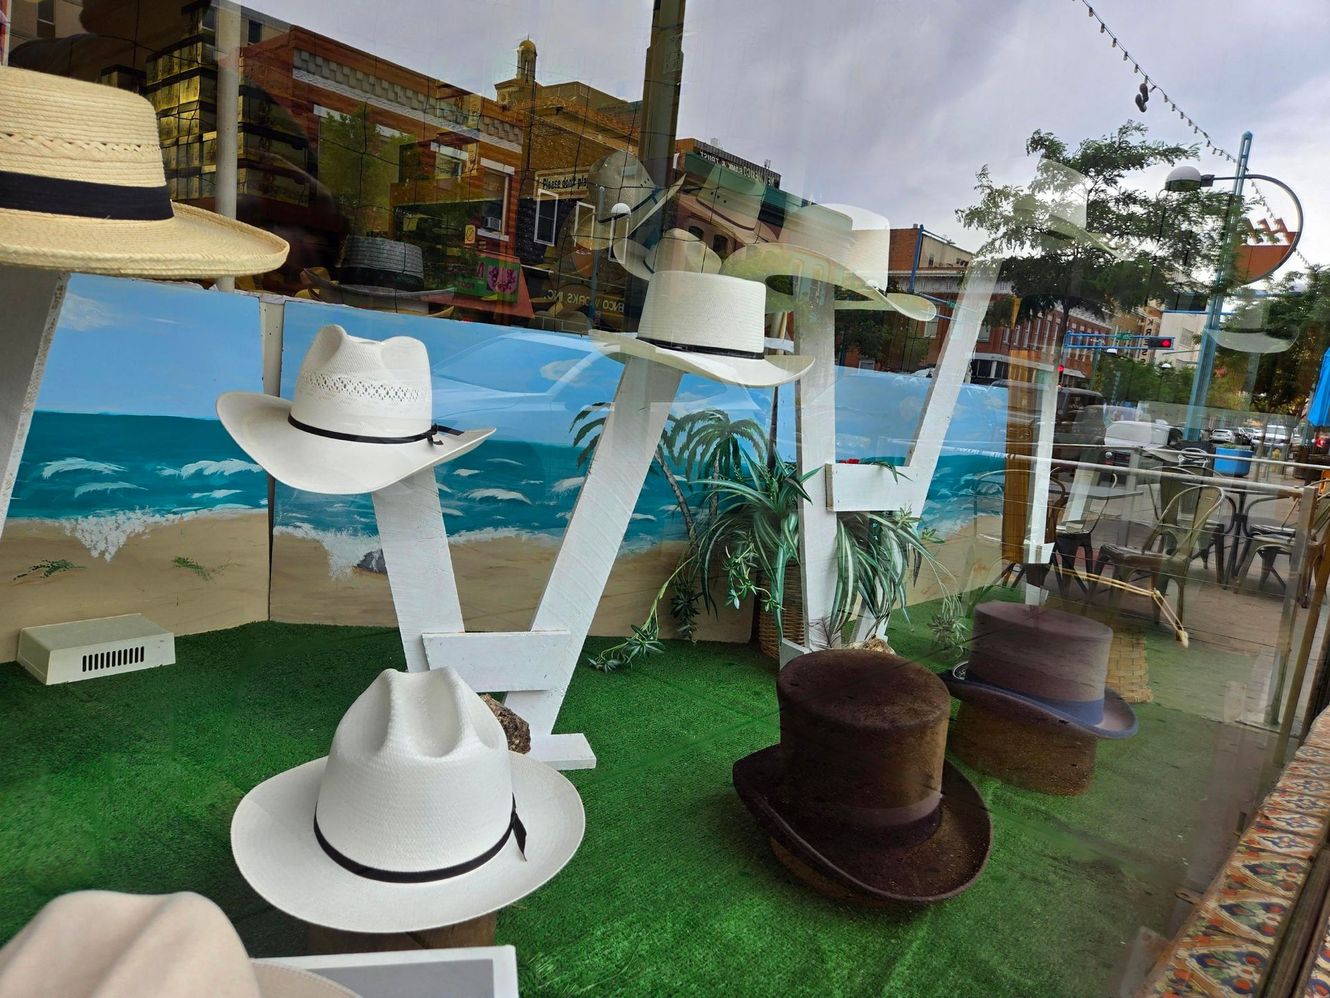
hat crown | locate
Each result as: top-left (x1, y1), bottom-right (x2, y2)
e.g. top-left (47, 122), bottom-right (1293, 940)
top-left (777, 651), bottom-right (948, 826)
top-left (340, 237), bottom-right (426, 290)
top-left (968, 603), bottom-right (1112, 705)
top-left (316, 668), bottom-right (515, 875)
top-left (637, 270), bottom-right (766, 354)
top-left (290, 325), bottom-right (434, 439)
top-left (823, 203), bottom-right (894, 290)
top-left (779, 204), bottom-right (856, 262)
top-left (0, 66), bottom-right (166, 189)
top-left (646, 228), bottom-right (722, 275)
top-left (588, 151), bottom-right (656, 211)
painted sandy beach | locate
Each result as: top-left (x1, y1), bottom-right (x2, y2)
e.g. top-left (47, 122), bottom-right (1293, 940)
top-left (0, 511), bottom-right (269, 661)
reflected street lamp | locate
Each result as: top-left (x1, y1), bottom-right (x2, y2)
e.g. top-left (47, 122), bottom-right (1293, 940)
top-left (588, 199), bottom-right (631, 327)
top-left (1161, 133), bottom-right (1304, 437)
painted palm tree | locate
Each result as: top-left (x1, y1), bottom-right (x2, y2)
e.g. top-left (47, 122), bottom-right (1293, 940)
top-left (666, 408), bottom-right (769, 523)
top-left (571, 402), bottom-right (695, 541)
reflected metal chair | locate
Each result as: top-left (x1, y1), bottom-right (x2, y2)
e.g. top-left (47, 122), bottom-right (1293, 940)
top-left (1231, 490), bottom-right (1330, 604)
top-left (1092, 483), bottom-right (1224, 628)
top-left (1051, 468), bottom-right (1115, 594)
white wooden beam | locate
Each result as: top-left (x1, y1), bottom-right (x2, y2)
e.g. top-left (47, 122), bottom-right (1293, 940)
top-left (0, 266), bottom-right (67, 541)
top-left (421, 630), bottom-right (572, 691)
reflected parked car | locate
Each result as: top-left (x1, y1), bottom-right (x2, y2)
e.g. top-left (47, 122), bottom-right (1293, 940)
top-left (1209, 427), bottom-right (1236, 444)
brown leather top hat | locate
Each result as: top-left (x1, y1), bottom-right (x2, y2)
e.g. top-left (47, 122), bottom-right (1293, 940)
top-left (943, 602), bottom-right (1138, 739)
top-left (733, 650), bottom-right (991, 904)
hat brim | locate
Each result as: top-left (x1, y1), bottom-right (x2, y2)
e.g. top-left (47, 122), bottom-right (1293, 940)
top-left (590, 331), bottom-right (813, 388)
top-left (0, 202), bottom-right (288, 278)
top-left (720, 244), bottom-right (937, 321)
top-left (610, 238), bottom-right (722, 283)
top-left (231, 752), bottom-right (585, 933)
top-left (733, 747), bottom-right (992, 904)
top-left (217, 392), bottom-right (493, 495)
top-left (302, 268), bottom-right (452, 301)
top-left (571, 176), bottom-right (686, 250)
top-left (943, 665), bottom-right (1139, 739)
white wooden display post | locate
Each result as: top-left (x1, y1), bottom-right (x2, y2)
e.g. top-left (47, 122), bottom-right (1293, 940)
top-left (782, 255), bottom-right (1034, 660)
top-left (372, 354), bottom-right (681, 770)
top-left (0, 266), bottom-right (68, 543)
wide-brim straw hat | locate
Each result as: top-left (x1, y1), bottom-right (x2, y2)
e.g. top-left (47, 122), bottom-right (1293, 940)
top-left (720, 202), bottom-right (935, 321)
top-left (732, 651), bottom-right (992, 904)
top-left (218, 324), bottom-right (492, 494)
top-left (591, 270), bottom-right (813, 388)
top-left (0, 891), bottom-right (355, 997)
top-left (611, 227), bottom-right (723, 282)
top-left (0, 66), bottom-right (288, 277)
top-left (571, 150), bottom-right (685, 250)
top-left (231, 668), bottom-right (584, 933)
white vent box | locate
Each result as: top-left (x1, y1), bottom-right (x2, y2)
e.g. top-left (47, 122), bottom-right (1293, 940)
top-left (17, 614), bottom-right (175, 685)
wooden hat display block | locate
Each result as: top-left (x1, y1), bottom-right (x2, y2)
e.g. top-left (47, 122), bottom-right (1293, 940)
top-left (948, 701), bottom-right (1099, 796)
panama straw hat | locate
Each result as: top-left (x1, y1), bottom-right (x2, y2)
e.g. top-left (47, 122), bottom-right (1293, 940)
top-left (943, 602), bottom-right (1138, 739)
top-left (303, 237), bottom-right (451, 315)
top-left (570, 150), bottom-right (685, 250)
top-left (611, 227), bottom-right (722, 281)
top-left (686, 164), bottom-right (772, 244)
top-left (0, 891), bottom-right (355, 997)
top-left (0, 66), bottom-right (287, 277)
top-left (733, 650), bottom-right (992, 905)
top-left (591, 270), bottom-right (813, 387)
top-left (231, 667), bottom-right (585, 934)
top-left (217, 324), bottom-right (492, 495)
top-left (721, 202), bottom-right (936, 321)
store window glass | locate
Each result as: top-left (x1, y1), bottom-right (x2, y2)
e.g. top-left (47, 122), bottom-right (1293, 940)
top-left (6, 1), bottom-right (1330, 995)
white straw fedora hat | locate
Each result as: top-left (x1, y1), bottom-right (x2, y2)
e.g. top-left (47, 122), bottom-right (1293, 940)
top-left (721, 202), bottom-right (936, 321)
top-left (303, 237), bottom-right (451, 314)
top-left (0, 891), bottom-right (355, 998)
top-left (683, 164), bottom-right (775, 245)
top-left (217, 325), bottom-right (493, 495)
top-left (231, 668), bottom-right (585, 934)
top-left (0, 66), bottom-right (288, 277)
top-left (592, 270), bottom-right (812, 387)
top-left (571, 150), bottom-right (685, 250)
top-left (612, 227), bottom-right (722, 281)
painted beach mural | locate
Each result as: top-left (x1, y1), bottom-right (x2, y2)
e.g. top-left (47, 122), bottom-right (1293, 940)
top-left (0, 275), bottom-right (269, 658)
top-left (269, 299), bottom-right (1011, 637)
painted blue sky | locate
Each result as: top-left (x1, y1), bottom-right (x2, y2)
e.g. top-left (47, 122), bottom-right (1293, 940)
top-left (37, 275), bottom-right (263, 420)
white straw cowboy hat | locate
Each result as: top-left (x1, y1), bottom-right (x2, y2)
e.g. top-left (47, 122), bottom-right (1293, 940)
top-left (592, 270), bottom-right (812, 388)
top-left (303, 237), bottom-right (451, 314)
top-left (571, 150), bottom-right (685, 250)
top-left (680, 163), bottom-right (776, 245)
top-left (217, 325), bottom-right (492, 495)
top-left (0, 891), bottom-right (355, 998)
top-left (612, 227), bottom-right (722, 281)
top-left (0, 66), bottom-right (287, 277)
top-left (231, 668), bottom-right (584, 934)
top-left (721, 202), bottom-right (936, 321)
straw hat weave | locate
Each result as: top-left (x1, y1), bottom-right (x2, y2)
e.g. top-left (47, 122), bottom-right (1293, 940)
top-left (0, 66), bottom-right (288, 277)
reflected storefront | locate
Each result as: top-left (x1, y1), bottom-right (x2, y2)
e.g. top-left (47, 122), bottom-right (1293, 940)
top-left (3, 1), bottom-right (1330, 995)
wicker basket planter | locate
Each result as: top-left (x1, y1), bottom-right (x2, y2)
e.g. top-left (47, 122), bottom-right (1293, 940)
top-left (756, 565), bottom-right (805, 659)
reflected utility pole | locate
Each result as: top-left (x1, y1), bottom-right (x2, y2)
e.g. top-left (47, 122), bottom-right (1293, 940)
top-left (626, 0), bottom-right (685, 325)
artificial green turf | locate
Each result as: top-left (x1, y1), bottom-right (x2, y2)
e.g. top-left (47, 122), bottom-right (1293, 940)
top-left (0, 620), bottom-right (1232, 996)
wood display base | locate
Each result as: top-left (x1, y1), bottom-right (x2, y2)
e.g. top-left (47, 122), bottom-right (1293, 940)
top-left (769, 839), bottom-right (896, 908)
top-left (306, 911), bottom-right (497, 955)
top-left (949, 702), bottom-right (1097, 796)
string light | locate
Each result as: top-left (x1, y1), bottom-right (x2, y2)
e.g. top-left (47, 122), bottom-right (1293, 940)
top-left (1071, 0), bottom-right (1313, 270)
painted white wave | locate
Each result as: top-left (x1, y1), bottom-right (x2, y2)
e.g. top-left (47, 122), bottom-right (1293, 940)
top-left (461, 488), bottom-right (532, 505)
top-left (63, 510), bottom-right (184, 560)
top-left (550, 476), bottom-right (585, 495)
top-left (160, 458), bottom-right (263, 479)
top-left (630, 513), bottom-right (656, 522)
top-left (557, 512), bottom-right (572, 520)
top-left (436, 482), bottom-right (454, 494)
top-left (450, 526), bottom-right (560, 544)
top-left (453, 468), bottom-right (481, 478)
top-left (275, 523), bottom-right (379, 579)
top-left (190, 489), bottom-right (242, 500)
top-left (486, 457), bottom-right (523, 467)
top-left (439, 506), bottom-right (464, 516)
top-left (72, 481), bottom-right (145, 499)
top-left (40, 457), bottom-right (125, 479)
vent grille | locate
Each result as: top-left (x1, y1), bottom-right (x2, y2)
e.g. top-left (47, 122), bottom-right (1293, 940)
top-left (81, 645), bottom-right (146, 673)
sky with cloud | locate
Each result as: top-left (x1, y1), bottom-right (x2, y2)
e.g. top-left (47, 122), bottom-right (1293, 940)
top-left (248, 0), bottom-right (1330, 269)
